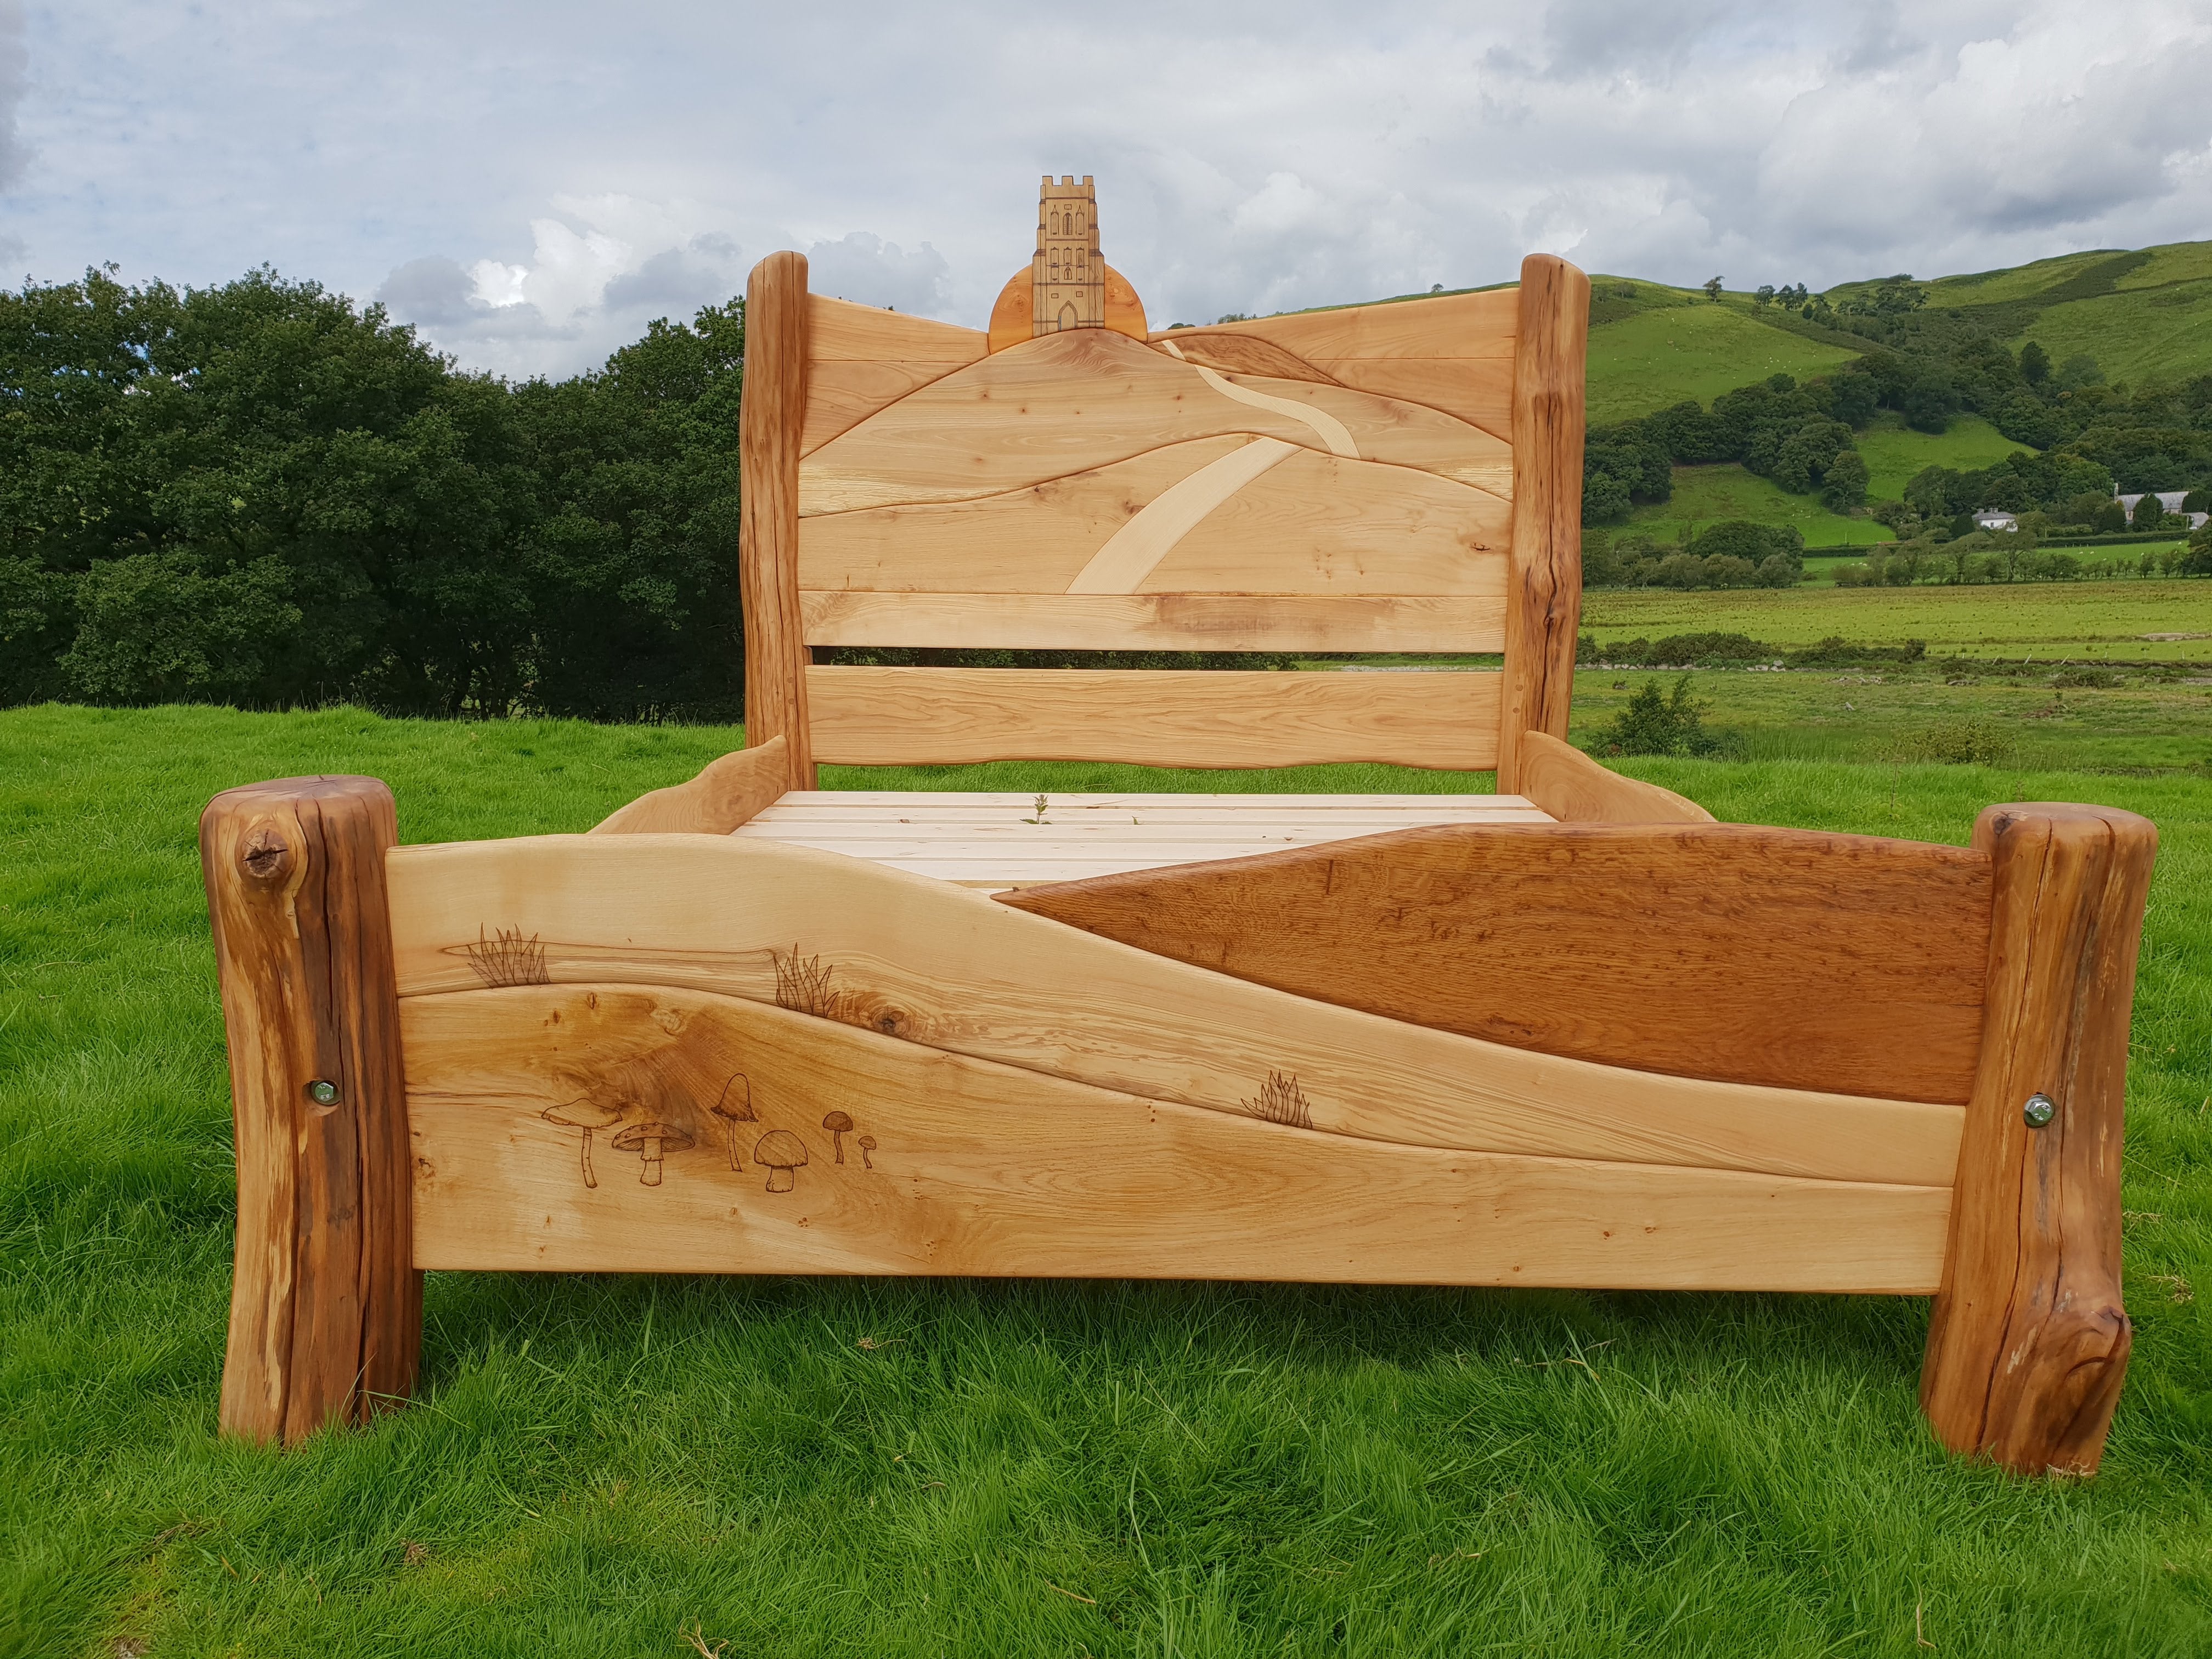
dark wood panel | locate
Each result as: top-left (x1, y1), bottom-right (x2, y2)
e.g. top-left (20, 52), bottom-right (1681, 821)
top-left (1000, 820), bottom-right (1995, 1104)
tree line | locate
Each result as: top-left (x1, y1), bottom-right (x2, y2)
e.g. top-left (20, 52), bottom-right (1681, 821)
top-left (2, 268), bottom-right (744, 718)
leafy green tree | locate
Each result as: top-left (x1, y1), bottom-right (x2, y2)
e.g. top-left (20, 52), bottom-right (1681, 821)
top-left (1585, 675), bottom-right (1730, 757)
top-left (1819, 448), bottom-right (1869, 509)
top-left (2132, 493), bottom-right (2166, 529)
top-left (1702, 276), bottom-right (1723, 302)
top-left (2019, 340), bottom-right (2051, 386)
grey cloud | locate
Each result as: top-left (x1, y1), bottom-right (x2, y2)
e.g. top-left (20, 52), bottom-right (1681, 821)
top-left (602, 234), bottom-right (744, 314)
top-left (804, 232), bottom-right (952, 315)
top-left (0, 0), bottom-right (29, 196)
top-left (377, 255), bottom-right (477, 326)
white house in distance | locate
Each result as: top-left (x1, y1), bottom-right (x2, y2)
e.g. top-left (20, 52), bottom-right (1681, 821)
top-left (2115, 490), bottom-right (2208, 530)
top-left (1972, 510), bottom-right (2019, 532)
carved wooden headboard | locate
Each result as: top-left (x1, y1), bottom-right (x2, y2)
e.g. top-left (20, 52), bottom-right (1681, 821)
top-left (738, 205), bottom-right (1589, 791)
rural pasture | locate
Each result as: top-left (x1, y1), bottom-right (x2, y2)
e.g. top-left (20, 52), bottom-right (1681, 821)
top-left (5, 657), bottom-right (2211, 1653)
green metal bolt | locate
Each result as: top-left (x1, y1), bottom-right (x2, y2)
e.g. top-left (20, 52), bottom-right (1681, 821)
top-left (2023, 1092), bottom-right (2055, 1128)
top-left (306, 1079), bottom-right (341, 1107)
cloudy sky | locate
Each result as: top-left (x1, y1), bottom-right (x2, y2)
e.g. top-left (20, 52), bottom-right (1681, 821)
top-left (3, 1), bottom-right (2209, 379)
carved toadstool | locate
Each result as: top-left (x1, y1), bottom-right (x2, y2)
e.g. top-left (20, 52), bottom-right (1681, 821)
top-left (754, 1128), bottom-right (809, 1193)
top-left (857, 1133), bottom-right (877, 1171)
top-left (708, 1073), bottom-right (757, 1170)
top-left (822, 1109), bottom-right (855, 1164)
top-left (610, 1120), bottom-right (694, 1187)
top-left (542, 1098), bottom-right (625, 1189)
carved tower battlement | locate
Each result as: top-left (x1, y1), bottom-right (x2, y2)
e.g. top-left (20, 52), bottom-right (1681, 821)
top-left (1032, 174), bottom-right (1104, 336)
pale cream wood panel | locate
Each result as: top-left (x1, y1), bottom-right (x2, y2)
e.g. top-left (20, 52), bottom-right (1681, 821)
top-left (405, 984), bottom-right (1949, 1290)
top-left (1138, 450), bottom-right (1511, 596)
top-left (798, 438), bottom-right (1245, 592)
top-left (797, 591), bottom-right (1509, 653)
top-left (386, 834), bottom-right (1966, 1188)
top-left (1313, 359), bottom-right (1516, 444)
top-left (807, 295), bottom-right (988, 362)
top-left (758, 792), bottom-right (1543, 811)
top-left (1170, 354), bottom-right (1359, 458)
top-left (1066, 438), bottom-right (1301, 594)
top-left (737, 816), bottom-right (1553, 844)
top-left (1157, 289), bottom-right (1519, 362)
top-left (804, 665), bottom-right (1504, 769)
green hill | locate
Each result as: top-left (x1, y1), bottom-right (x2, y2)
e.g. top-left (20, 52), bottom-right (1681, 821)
top-left (1584, 279), bottom-right (1860, 423)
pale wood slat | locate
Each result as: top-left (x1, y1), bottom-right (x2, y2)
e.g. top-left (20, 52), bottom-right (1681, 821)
top-left (764, 792), bottom-right (1540, 810)
top-left (386, 834), bottom-right (1966, 1190)
top-left (805, 665), bottom-right (1502, 769)
top-left (798, 591), bottom-right (1509, 652)
top-left (405, 983), bottom-right (1950, 1293)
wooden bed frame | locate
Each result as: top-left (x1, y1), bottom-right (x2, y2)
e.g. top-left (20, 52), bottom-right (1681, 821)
top-left (200, 194), bottom-right (2155, 1475)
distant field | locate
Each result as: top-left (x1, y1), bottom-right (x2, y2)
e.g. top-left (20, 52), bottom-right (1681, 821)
top-left (1855, 413), bottom-right (2030, 498)
top-left (1586, 298), bottom-right (1859, 424)
top-left (2015, 279), bottom-right (2212, 388)
top-left (1581, 578), bottom-right (2212, 659)
top-left (1623, 464), bottom-right (1892, 548)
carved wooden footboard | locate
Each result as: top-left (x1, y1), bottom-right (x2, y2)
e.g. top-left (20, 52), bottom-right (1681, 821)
top-left (201, 775), bottom-right (2154, 1475)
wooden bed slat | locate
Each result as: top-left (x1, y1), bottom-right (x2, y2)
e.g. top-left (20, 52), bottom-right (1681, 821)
top-left (1000, 820), bottom-right (1994, 1105)
top-left (404, 984), bottom-right (1950, 1293)
top-left (798, 591), bottom-right (1509, 652)
top-left (804, 665), bottom-right (1503, 769)
top-left (386, 835), bottom-right (1965, 1188)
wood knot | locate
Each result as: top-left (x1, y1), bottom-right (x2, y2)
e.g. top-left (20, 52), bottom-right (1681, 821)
top-left (239, 827), bottom-right (292, 883)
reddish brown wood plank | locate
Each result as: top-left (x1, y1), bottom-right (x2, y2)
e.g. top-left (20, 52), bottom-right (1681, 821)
top-left (1496, 255), bottom-right (1589, 793)
top-left (1921, 803), bottom-right (2157, 1475)
top-left (998, 820), bottom-right (1994, 1104)
top-left (741, 252), bottom-right (816, 785)
top-left (201, 776), bottom-right (419, 1444)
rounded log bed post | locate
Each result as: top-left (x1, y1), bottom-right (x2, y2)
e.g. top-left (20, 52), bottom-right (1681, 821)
top-left (741, 250), bottom-right (815, 787)
top-left (201, 776), bottom-right (419, 1445)
top-left (1922, 803), bottom-right (2158, 1475)
top-left (1497, 253), bottom-right (1588, 797)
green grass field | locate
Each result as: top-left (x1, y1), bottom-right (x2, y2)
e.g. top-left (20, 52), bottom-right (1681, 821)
top-left (1855, 413), bottom-right (2030, 498)
top-left (1584, 577), bottom-right (2212, 662)
top-left (7, 692), bottom-right (2212, 1656)
top-left (1585, 294), bottom-right (1860, 425)
top-left (1624, 464), bottom-right (1893, 548)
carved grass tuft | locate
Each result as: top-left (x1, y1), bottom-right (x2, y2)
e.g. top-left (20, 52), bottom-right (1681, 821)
top-left (465, 926), bottom-right (549, 988)
top-left (1241, 1070), bottom-right (1314, 1131)
top-left (770, 946), bottom-right (844, 1020)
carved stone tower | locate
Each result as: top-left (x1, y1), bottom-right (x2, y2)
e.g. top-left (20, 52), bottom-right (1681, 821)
top-left (1032, 175), bottom-right (1104, 336)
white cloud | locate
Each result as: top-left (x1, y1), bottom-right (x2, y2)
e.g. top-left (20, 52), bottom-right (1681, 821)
top-left (10, 2), bottom-right (2212, 375)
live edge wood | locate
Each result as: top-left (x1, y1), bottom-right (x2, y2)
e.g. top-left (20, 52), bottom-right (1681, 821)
top-left (589, 736), bottom-right (793, 835)
top-left (200, 776), bottom-right (419, 1444)
top-left (1516, 732), bottom-right (1714, 825)
top-left (1496, 255), bottom-right (1589, 795)
top-left (1921, 803), bottom-right (2157, 1475)
top-left (741, 252), bottom-right (816, 786)
top-left (999, 820), bottom-right (1992, 1104)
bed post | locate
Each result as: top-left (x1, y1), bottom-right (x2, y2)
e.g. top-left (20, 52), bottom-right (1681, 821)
top-left (1921, 803), bottom-right (2157, 1475)
top-left (1496, 253), bottom-right (1589, 796)
top-left (201, 776), bottom-right (419, 1445)
top-left (741, 250), bottom-right (816, 788)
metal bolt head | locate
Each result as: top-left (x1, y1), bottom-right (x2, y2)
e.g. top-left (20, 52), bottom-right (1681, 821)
top-left (2023, 1092), bottom-right (2056, 1128)
top-left (306, 1079), bottom-right (341, 1107)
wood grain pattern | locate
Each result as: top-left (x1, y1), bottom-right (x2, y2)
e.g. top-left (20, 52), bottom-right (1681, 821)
top-left (1921, 804), bottom-right (2157, 1475)
top-left (797, 591), bottom-right (1509, 653)
top-left (1158, 289), bottom-right (1518, 362)
top-left (403, 982), bottom-right (1950, 1292)
top-left (1312, 358), bottom-right (1515, 444)
top-left (804, 665), bottom-right (1504, 769)
top-left (589, 736), bottom-right (793, 836)
top-left (1066, 438), bottom-right (1299, 593)
top-left (1516, 732), bottom-right (1714, 825)
top-left (740, 252), bottom-right (816, 786)
top-left (998, 819), bottom-right (1993, 1104)
top-left (1192, 370), bottom-right (1515, 495)
top-left (385, 833), bottom-right (1965, 1188)
top-left (201, 776), bottom-right (419, 1444)
top-left (1496, 255), bottom-right (1590, 794)
top-left (798, 328), bottom-right (1507, 516)
top-left (799, 297), bottom-right (989, 457)
top-left (1163, 332), bottom-right (1342, 385)
top-left (798, 439), bottom-right (1510, 600)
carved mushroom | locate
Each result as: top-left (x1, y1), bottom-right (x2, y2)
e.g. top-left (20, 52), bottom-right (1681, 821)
top-left (857, 1133), bottom-right (877, 1171)
top-left (822, 1109), bottom-right (854, 1164)
top-left (708, 1073), bottom-right (757, 1170)
top-left (610, 1120), bottom-right (694, 1187)
top-left (754, 1128), bottom-right (809, 1193)
top-left (542, 1098), bottom-right (624, 1189)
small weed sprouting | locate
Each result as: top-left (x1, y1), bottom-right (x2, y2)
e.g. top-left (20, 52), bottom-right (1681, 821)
top-left (770, 946), bottom-right (843, 1020)
top-left (1585, 676), bottom-right (1739, 759)
top-left (1242, 1071), bottom-right (1314, 1131)
top-left (464, 925), bottom-right (549, 988)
